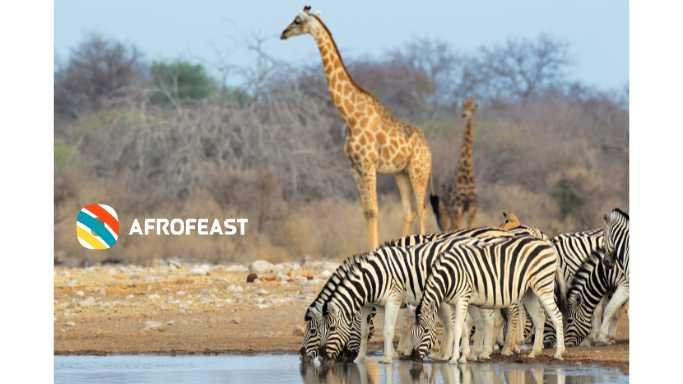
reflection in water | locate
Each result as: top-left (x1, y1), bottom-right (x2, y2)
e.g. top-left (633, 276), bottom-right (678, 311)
top-left (54, 354), bottom-right (626, 384)
top-left (300, 359), bottom-right (626, 384)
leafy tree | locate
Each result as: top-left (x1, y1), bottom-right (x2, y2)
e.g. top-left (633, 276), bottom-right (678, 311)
top-left (150, 61), bottom-right (215, 104)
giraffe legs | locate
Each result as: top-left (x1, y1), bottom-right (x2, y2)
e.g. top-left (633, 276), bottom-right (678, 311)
top-left (465, 205), bottom-right (478, 229)
top-left (395, 173), bottom-right (415, 236)
top-left (353, 167), bottom-right (379, 250)
top-left (408, 163), bottom-right (430, 235)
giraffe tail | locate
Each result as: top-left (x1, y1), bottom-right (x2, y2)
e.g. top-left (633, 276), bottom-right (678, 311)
top-left (429, 194), bottom-right (444, 232)
top-left (428, 170), bottom-right (445, 231)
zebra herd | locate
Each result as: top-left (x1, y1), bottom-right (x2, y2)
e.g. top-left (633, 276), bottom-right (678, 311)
top-left (299, 208), bottom-right (630, 364)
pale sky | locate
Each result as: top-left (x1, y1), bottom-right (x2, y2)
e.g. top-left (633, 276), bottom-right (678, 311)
top-left (55, 1), bottom-right (628, 90)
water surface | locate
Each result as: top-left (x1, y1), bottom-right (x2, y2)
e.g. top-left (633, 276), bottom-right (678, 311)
top-left (55, 354), bottom-right (627, 384)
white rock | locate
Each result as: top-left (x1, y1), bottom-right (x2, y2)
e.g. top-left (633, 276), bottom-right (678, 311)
top-left (249, 260), bottom-right (275, 273)
top-left (255, 289), bottom-right (269, 296)
top-left (321, 261), bottom-right (338, 272)
top-left (80, 297), bottom-right (96, 307)
top-left (65, 321), bottom-right (76, 327)
top-left (227, 285), bottom-right (243, 293)
top-left (143, 320), bottom-right (163, 330)
top-left (225, 264), bottom-right (248, 273)
top-left (191, 264), bottom-right (212, 275)
top-left (256, 303), bottom-right (271, 310)
top-left (320, 270), bottom-right (332, 279)
top-left (75, 290), bottom-right (85, 297)
top-left (176, 291), bottom-right (187, 296)
top-left (230, 317), bottom-right (241, 324)
top-left (147, 294), bottom-right (161, 300)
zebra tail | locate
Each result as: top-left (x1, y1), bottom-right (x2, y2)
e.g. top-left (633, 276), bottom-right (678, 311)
top-left (554, 268), bottom-right (568, 315)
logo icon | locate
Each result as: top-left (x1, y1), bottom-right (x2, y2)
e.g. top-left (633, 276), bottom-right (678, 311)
top-left (76, 203), bottom-right (120, 249)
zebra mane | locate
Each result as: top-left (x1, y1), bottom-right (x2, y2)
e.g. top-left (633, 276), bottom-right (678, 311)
top-left (613, 208), bottom-right (629, 220)
top-left (567, 249), bottom-right (605, 298)
top-left (307, 251), bottom-right (371, 315)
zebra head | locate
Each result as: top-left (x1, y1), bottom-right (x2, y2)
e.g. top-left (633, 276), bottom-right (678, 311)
top-left (301, 306), bottom-right (324, 360)
top-left (411, 302), bottom-right (438, 360)
top-left (603, 208), bottom-right (629, 274)
top-left (321, 301), bottom-right (353, 360)
top-left (564, 289), bottom-right (590, 347)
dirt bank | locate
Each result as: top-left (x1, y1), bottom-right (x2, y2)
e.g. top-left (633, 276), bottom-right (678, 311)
top-left (54, 264), bottom-right (628, 372)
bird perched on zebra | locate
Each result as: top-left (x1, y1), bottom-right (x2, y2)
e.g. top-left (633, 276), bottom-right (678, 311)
top-left (316, 227), bottom-right (523, 363)
top-left (410, 235), bottom-right (566, 363)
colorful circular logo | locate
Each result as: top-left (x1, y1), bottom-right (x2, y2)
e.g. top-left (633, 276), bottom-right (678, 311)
top-left (76, 203), bottom-right (120, 250)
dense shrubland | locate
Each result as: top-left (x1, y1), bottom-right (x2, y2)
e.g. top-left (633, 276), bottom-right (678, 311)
top-left (55, 33), bottom-right (628, 266)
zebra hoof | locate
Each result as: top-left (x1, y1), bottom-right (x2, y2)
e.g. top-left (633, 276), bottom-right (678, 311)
top-left (501, 349), bottom-right (513, 357)
top-left (593, 339), bottom-right (610, 346)
top-left (554, 352), bottom-right (564, 360)
top-left (379, 356), bottom-right (392, 364)
top-left (353, 356), bottom-right (366, 364)
top-left (458, 356), bottom-right (468, 364)
top-left (527, 352), bottom-right (536, 359)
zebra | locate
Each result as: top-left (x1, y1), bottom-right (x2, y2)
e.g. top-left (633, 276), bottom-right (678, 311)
top-left (316, 227), bottom-right (520, 363)
top-left (594, 208), bottom-right (629, 344)
top-left (509, 208), bottom-right (629, 347)
top-left (411, 235), bottom-right (566, 363)
top-left (501, 211), bottom-right (609, 346)
top-left (301, 232), bottom-right (455, 361)
top-left (564, 247), bottom-right (626, 346)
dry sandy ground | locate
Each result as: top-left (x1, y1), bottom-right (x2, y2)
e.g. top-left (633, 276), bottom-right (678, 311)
top-left (54, 263), bottom-right (628, 372)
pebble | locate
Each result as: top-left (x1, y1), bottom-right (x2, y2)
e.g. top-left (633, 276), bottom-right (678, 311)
top-left (227, 285), bottom-right (243, 293)
top-left (320, 270), bottom-right (332, 279)
top-left (75, 290), bottom-right (85, 297)
top-left (249, 260), bottom-right (275, 273)
top-left (80, 297), bottom-right (96, 307)
top-left (191, 264), bottom-right (211, 276)
top-left (246, 273), bottom-right (258, 283)
top-left (255, 289), bottom-right (269, 296)
top-left (231, 317), bottom-right (241, 325)
top-left (143, 320), bottom-right (163, 331)
top-left (225, 264), bottom-right (249, 273)
top-left (293, 325), bottom-right (305, 336)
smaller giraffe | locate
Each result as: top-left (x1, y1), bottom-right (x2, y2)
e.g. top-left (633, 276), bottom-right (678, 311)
top-left (430, 98), bottom-right (478, 231)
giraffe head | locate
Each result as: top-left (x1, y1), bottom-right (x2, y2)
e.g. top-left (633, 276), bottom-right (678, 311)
top-left (280, 6), bottom-right (321, 40)
top-left (461, 98), bottom-right (477, 119)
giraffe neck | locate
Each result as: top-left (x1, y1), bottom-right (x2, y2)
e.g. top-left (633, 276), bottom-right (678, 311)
top-left (456, 115), bottom-right (475, 183)
top-left (310, 17), bottom-right (367, 132)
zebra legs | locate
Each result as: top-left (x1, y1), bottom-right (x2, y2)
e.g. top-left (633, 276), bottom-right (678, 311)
top-left (501, 304), bottom-right (521, 356)
top-left (584, 296), bottom-right (607, 346)
top-left (596, 285), bottom-right (629, 345)
top-left (437, 304), bottom-right (455, 360)
top-left (522, 294), bottom-right (546, 358)
top-left (380, 299), bottom-right (402, 364)
top-left (533, 288), bottom-right (565, 359)
top-left (448, 298), bottom-right (470, 364)
top-left (355, 306), bottom-right (373, 362)
top-left (469, 307), bottom-right (494, 360)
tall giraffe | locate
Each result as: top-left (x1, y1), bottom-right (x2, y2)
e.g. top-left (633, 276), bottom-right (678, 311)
top-left (281, 6), bottom-right (432, 250)
top-left (430, 98), bottom-right (478, 231)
